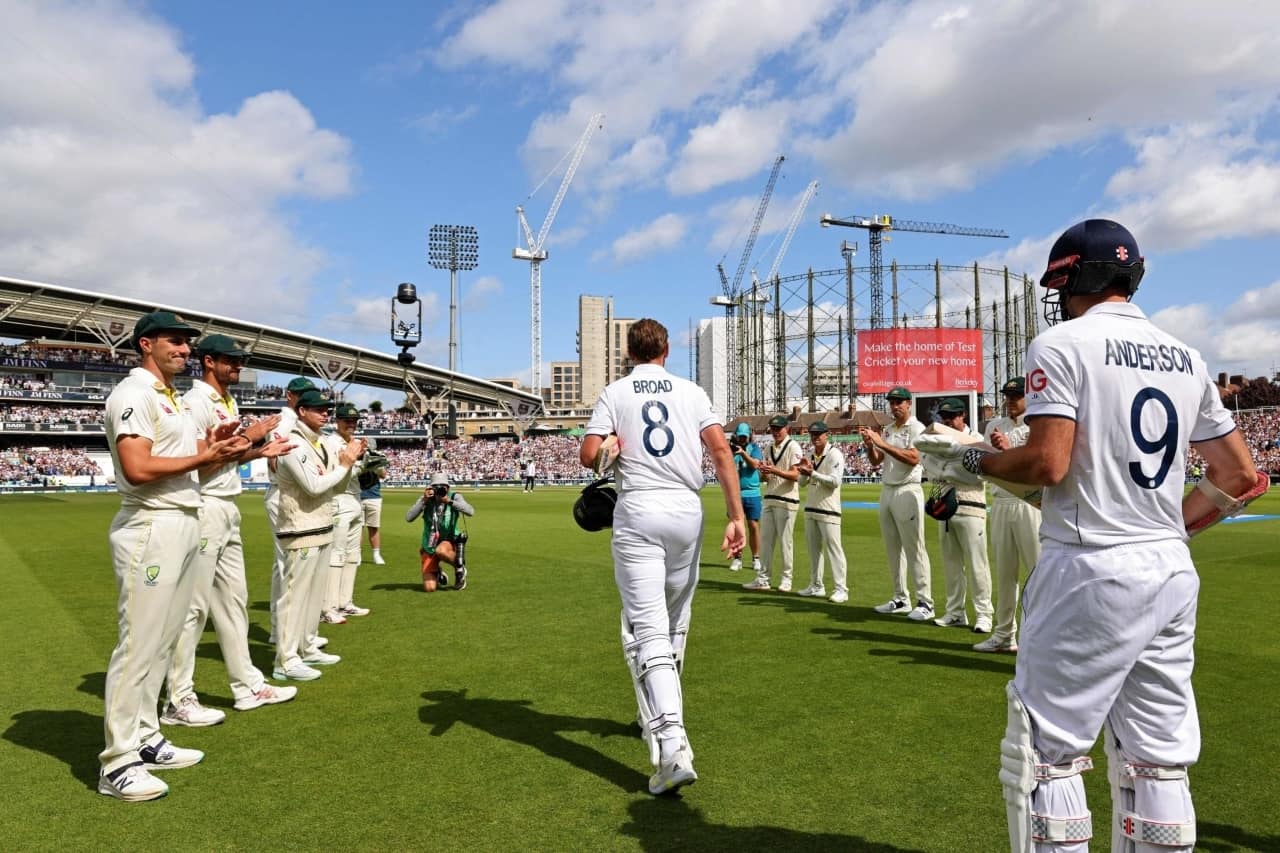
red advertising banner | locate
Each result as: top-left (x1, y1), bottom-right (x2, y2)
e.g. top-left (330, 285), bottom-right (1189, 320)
top-left (856, 328), bottom-right (984, 393)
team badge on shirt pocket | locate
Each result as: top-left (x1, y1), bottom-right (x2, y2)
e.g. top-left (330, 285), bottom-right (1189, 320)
top-left (144, 564), bottom-right (161, 586)
top-left (199, 537), bottom-right (209, 553)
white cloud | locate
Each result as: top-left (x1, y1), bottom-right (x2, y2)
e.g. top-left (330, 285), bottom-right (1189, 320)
top-left (808, 0), bottom-right (1280, 198)
top-left (463, 274), bottom-right (504, 310)
top-left (667, 105), bottom-right (787, 195)
top-left (0, 0), bottom-right (354, 323)
top-left (1102, 114), bottom-right (1280, 252)
top-left (1149, 281), bottom-right (1280, 375)
top-left (609, 212), bottom-right (687, 264)
top-left (411, 104), bottom-right (479, 137)
top-left (436, 0), bottom-right (834, 195)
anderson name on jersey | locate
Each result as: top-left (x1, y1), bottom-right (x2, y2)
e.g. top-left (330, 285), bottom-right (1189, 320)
top-left (1024, 302), bottom-right (1234, 547)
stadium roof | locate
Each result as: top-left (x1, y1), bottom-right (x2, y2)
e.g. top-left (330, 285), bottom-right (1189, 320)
top-left (0, 275), bottom-right (541, 414)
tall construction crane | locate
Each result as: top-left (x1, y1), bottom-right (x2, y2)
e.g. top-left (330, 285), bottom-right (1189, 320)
top-left (514, 112), bottom-right (604, 397)
top-left (754, 179), bottom-right (819, 288)
top-left (819, 213), bottom-right (1007, 328)
top-left (712, 154), bottom-right (784, 418)
top-left (743, 179), bottom-right (818, 412)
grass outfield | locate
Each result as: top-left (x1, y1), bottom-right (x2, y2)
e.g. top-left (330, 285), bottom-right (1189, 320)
top-left (1, 485), bottom-right (1277, 851)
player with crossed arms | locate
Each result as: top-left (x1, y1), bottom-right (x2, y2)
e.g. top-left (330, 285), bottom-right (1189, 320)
top-left (580, 318), bottom-right (744, 796)
top-left (917, 219), bottom-right (1267, 852)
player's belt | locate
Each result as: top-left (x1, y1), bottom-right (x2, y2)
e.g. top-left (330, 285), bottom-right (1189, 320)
top-left (277, 524), bottom-right (335, 540)
top-left (764, 494), bottom-right (799, 504)
top-left (959, 500), bottom-right (987, 509)
top-left (804, 507), bottom-right (841, 517)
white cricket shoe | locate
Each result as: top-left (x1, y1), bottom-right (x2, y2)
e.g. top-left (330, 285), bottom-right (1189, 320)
top-left (139, 739), bottom-right (204, 771)
top-left (372, 553), bottom-right (386, 566)
top-left (751, 558), bottom-right (763, 573)
top-left (160, 695), bottom-right (226, 728)
top-left (648, 743), bottom-right (698, 796)
top-left (874, 598), bottom-right (911, 615)
top-left (972, 618), bottom-right (992, 634)
top-left (973, 635), bottom-right (1018, 654)
top-left (99, 764), bottom-right (168, 802)
top-left (906, 603), bottom-right (935, 621)
top-left (320, 609), bottom-right (347, 625)
top-left (741, 577), bottom-right (771, 591)
top-left (313, 635), bottom-right (329, 648)
top-left (796, 585), bottom-right (826, 598)
top-left (728, 558), bottom-right (743, 572)
top-left (302, 650), bottom-right (341, 666)
top-left (934, 613), bottom-right (969, 628)
top-left (273, 663), bottom-right (322, 681)
top-left (340, 603), bottom-right (370, 617)
top-left (829, 590), bottom-right (849, 604)
top-left (777, 579), bottom-right (792, 593)
top-left (234, 684), bottom-right (298, 712)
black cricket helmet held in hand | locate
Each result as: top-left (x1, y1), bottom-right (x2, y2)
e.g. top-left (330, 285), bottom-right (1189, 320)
top-left (925, 483), bottom-right (959, 521)
top-left (573, 477), bottom-right (617, 532)
top-left (1040, 218), bottom-right (1144, 325)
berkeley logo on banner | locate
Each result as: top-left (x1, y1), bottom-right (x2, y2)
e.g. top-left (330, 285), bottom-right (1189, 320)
top-left (856, 328), bottom-right (984, 393)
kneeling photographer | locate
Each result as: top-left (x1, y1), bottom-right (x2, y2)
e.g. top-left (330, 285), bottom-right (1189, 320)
top-left (406, 472), bottom-right (474, 592)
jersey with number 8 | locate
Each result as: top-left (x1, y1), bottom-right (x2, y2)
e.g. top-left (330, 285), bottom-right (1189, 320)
top-left (585, 363), bottom-right (719, 495)
top-left (1024, 302), bottom-right (1235, 546)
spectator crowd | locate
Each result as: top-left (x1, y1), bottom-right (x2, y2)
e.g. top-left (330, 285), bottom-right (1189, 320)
top-left (1, 445), bottom-right (102, 483)
top-left (4, 403), bottom-right (1279, 486)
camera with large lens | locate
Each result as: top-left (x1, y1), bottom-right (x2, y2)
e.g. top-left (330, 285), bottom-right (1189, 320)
top-left (732, 434), bottom-right (749, 449)
top-left (432, 484), bottom-right (448, 498)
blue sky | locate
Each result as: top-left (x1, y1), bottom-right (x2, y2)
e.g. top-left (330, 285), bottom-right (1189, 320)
top-left (3, 0), bottom-right (1280, 404)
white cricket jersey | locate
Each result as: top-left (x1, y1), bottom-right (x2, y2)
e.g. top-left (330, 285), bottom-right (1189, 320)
top-left (586, 363), bottom-right (720, 494)
top-left (880, 417), bottom-right (926, 485)
top-left (105, 367), bottom-right (201, 510)
top-left (184, 379), bottom-right (242, 498)
top-left (983, 415), bottom-right (1028, 503)
top-left (1025, 301), bottom-right (1235, 547)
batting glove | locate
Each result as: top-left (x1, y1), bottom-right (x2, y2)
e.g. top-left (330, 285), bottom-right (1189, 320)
top-left (913, 435), bottom-right (967, 460)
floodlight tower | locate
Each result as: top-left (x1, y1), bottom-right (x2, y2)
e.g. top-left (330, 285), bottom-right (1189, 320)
top-left (428, 224), bottom-right (479, 373)
top-left (514, 112), bottom-right (604, 396)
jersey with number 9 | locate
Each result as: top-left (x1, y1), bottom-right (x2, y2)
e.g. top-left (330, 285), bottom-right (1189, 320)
top-left (585, 363), bottom-right (720, 495)
top-left (1023, 302), bottom-right (1235, 546)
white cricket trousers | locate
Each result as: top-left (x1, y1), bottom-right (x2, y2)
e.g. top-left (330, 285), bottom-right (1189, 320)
top-left (757, 499), bottom-right (797, 584)
top-left (275, 542), bottom-right (331, 671)
top-left (100, 507), bottom-right (200, 774)
top-left (167, 496), bottom-right (268, 706)
top-left (326, 498), bottom-right (363, 612)
top-left (938, 514), bottom-right (992, 622)
top-left (878, 483), bottom-right (933, 608)
top-left (803, 512), bottom-right (846, 595)
top-left (989, 498), bottom-right (1040, 642)
top-left (265, 486), bottom-right (284, 638)
top-left (612, 491), bottom-right (703, 740)
top-left (1015, 539), bottom-right (1200, 852)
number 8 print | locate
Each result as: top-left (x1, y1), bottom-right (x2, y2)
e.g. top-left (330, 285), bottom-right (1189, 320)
top-left (641, 400), bottom-right (674, 457)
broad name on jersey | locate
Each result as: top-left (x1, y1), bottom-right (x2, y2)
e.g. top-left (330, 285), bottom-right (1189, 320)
top-left (632, 378), bottom-right (673, 394)
top-left (1103, 339), bottom-right (1194, 375)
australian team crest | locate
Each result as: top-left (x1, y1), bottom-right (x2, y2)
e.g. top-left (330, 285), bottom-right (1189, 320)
top-left (144, 564), bottom-right (161, 586)
top-left (199, 537), bottom-right (209, 553)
